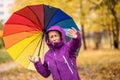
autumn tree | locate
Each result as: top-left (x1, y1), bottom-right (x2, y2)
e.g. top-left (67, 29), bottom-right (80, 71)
top-left (88, 0), bottom-right (120, 49)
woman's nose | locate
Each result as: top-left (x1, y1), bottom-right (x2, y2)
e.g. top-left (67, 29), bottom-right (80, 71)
top-left (53, 37), bottom-right (56, 41)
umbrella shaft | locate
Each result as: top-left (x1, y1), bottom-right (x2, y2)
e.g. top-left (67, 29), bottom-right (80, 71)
top-left (38, 33), bottom-right (44, 56)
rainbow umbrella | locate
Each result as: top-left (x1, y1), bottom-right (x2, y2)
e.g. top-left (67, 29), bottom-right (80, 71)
top-left (2, 4), bottom-right (80, 70)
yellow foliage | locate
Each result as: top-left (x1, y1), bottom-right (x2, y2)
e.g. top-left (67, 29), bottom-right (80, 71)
top-left (0, 30), bottom-right (3, 36)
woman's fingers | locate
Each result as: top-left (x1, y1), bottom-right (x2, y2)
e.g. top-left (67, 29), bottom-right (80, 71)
top-left (34, 56), bottom-right (40, 62)
top-left (29, 56), bottom-right (40, 63)
top-left (68, 27), bottom-right (77, 33)
top-left (68, 27), bottom-right (78, 38)
top-left (68, 29), bottom-right (73, 34)
top-left (29, 56), bottom-right (35, 63)
top-left (71, 27), bottom-right (77, 32)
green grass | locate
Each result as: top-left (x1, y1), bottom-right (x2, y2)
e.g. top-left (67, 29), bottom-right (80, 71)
top-left (0, 48), bottom-right (12, 63)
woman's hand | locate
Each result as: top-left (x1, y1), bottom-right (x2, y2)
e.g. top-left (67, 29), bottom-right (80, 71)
top-left (68, 27), bottom-right (78, 39)
top-left (29, 56), bottom-right (40, 63)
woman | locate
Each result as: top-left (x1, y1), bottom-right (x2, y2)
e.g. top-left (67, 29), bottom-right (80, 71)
top-left (29, 26), bottom-right (82, 80)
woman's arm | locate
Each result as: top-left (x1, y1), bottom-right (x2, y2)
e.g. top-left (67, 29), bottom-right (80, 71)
top-left (67, 27), bottom-right (82, 54)
top-left (29, 56), bottom-right (51, 77)
top-left (34, 61), bottom-right (51, 78)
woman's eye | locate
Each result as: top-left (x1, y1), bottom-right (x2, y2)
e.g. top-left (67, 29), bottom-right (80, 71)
top-left (50, 36), bottom-right (53, 38)
top-left (51, 36), bottom-right (53, 38)
top-left (55, 35), bottom-right (58, 37)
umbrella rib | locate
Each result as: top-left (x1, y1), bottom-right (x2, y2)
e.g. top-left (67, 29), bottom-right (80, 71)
top-left (28, 6), bottom-right (43, 28)
top-left (3, 30), bottom-right (40, 37)
top-left (15, 33), bottom-right (41, 60)
top-left (46, 14), bottom-right (71, 29)
top-left (14, 12), bottom-right (42, 30)
top-left (53, 18), bottom-right (72, 26)
top-left (5, 32), bottom-right (41, 49)
top-left (27, 36), bottom-right (42, 68)
top-left (45, 9), bottom-right (59, 29)
top-left (6, 23), bottom-right (41, 31)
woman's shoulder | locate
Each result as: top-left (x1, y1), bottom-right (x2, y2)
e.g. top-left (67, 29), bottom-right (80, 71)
top-left (44, 50), bottom-right (52, 59)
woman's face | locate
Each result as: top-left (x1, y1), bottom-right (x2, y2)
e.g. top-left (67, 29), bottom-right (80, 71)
top-left (48, 30), bottom-right (61, 45)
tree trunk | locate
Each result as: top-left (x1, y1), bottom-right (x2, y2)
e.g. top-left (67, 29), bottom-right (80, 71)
top-left (108, 25), bottom-right (112, 47)
top-left (81, 24), bottom-right (87, 50)
top-left (111, 9), bottom-right (119, 49)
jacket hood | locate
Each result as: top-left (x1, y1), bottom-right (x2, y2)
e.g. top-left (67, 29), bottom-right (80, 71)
top-left (44, 26), bottom-right (66, 49)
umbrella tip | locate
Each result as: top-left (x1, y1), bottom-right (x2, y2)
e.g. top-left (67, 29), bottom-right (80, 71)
top-left (47, 5), bottom-right (52, 8)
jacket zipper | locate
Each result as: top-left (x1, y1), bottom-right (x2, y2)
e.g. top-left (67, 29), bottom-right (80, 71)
top-left (47, 61), bottom-right (50, 70)
top-left (54, 51), bottom-right (62, 80)
top-left (62, 55), bottom-right (73, 74)
top-left (71, 60), bottom-right (74, 66)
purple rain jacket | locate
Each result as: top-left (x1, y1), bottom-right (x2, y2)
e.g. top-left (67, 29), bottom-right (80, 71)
top-left (34, 26), bottom-right (82, 80)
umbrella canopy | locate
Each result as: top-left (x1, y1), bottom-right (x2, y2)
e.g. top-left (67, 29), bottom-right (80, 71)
top-left (2, 4), bottom-right (80, 70)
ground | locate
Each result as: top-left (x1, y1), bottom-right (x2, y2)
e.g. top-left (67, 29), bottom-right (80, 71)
top-left (0, 48), bottom-right (120, 80)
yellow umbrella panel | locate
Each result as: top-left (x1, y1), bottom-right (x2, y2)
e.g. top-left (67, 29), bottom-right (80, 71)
top-left (4, 32), bottom-right (48, 70)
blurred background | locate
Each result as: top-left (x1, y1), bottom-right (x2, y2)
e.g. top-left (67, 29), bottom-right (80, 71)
top-left (0, 0), bottom-right (120, 80)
